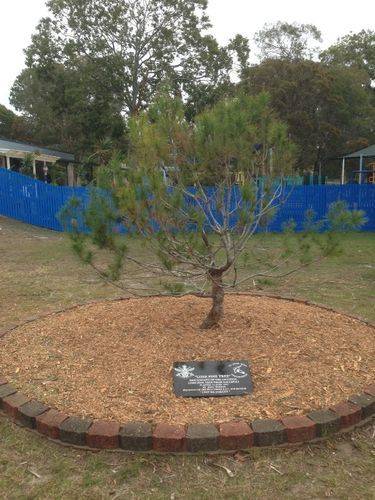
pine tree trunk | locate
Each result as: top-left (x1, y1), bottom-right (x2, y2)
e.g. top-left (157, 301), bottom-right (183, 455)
top-left (200, 271), bottom-right (224, 329)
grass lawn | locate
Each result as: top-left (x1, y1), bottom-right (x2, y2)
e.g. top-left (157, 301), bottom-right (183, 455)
top-left (0, 215), bottom-right (374, 499)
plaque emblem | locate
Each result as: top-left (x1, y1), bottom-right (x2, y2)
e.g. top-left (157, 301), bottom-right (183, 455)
top-left (174, 364), bottom-right (196, 379)
top-left (229, 362), bottom-right (248, 378)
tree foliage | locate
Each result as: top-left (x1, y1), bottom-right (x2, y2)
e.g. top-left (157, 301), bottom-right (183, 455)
top-left (8, 8), bottom-right (375, 171)
top-left (0, 104), bottom-right (31, 142)
top-left (11, 16), bottom-right (125, 158)
top-left (11, 0), bottom-right (249, 157)
top-left (254, 22), bottom-right (322, 61)
top-left (241, 59), bottom-right (375, 169)
top-left (320, 30), bottom-right (375, 85)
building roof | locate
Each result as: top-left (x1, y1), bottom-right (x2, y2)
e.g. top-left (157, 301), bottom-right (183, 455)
top-left (345, 144), bottom-right (375, 159)
top-left (0, 138), bottom-right (75, 162)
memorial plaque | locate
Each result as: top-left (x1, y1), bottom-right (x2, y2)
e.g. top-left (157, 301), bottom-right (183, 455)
top-left (173, 360), bottom-right (253, 398)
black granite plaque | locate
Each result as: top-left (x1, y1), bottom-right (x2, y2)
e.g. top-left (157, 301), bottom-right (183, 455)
top-left (173, 360), bottom-right (253, 398)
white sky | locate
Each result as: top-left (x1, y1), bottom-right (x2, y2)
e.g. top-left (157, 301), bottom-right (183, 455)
top-left (1, 0), bottom-right (374, 109)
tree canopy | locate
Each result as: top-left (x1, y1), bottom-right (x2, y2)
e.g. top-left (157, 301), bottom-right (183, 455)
top-left (254, 22), bottom-right (322, 61)
top-left (0, 104), bottom-right (31, 142)
top-left (6, 8), bottom-right (375, 168)
top-left (10, 0), bottom-right (249, 157)
top-left (11, 59), bottom-right (126, 156)
top-left (241, 59), bottom-right (375, 170)
top-left (320, 30), bottom-right (375, 85)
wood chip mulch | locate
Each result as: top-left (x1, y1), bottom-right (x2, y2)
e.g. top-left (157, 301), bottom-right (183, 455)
top-left (1, 295), bottom-right (374, 425)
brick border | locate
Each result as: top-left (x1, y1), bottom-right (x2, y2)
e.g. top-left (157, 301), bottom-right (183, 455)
top-left (0, 385), bottom-right (373, 453)
top-left (0, 294), bottom-right (374, 453)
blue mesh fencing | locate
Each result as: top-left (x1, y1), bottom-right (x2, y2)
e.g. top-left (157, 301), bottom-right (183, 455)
top-left (0, 169), bottom-right (374, 233)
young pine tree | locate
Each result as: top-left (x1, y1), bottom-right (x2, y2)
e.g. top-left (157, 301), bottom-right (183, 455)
top-left (61, 93), bottom-right (365, 329)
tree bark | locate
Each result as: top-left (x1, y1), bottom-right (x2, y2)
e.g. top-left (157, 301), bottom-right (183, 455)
top-left (200, 270), bottom-right (224, 329)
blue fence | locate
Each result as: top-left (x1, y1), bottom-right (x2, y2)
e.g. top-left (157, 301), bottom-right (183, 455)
top-left (0, 168), bottom-right (374, 232)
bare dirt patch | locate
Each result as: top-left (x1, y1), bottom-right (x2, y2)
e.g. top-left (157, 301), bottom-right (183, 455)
top-left (1, 295), bottom-right (374, 424)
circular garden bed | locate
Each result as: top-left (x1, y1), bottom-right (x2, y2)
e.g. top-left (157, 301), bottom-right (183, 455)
top-left (0, 295), bottom-right (374, 453)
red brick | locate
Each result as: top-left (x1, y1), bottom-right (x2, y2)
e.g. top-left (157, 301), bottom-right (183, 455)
top-left (330, 401), bottom-right (362, 429)
top-left (86, 421), bottom-right (120, 449)
top-left (36, 409), bottom-right (69, 439)
top-left (364, 384), bottom-right (375, 397)
top-left (2, 393), bottom-right (31, 419)
top-left (281, 415), bottom-right (316, 443)
top-left (153, 423), bottom-right (186, 452)
top-left (219, 421), bottom-right (254, 450)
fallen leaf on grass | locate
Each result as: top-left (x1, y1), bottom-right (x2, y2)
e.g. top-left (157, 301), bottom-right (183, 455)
top-left (204, 459), bottom-right (235, 477)
top-left (28, 469), bottom-right (42, 479)
top-left (269, 463), bottom-right (283, 475)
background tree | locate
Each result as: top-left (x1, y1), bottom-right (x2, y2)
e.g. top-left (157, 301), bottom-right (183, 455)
top-left (0, 104), bottom-right (32, 142)
top-left (40, 0), bottom-right (247, 116)
top-left (20, 153), bottom-right (35, 177)
top-left (61, 93), bottom-right (364, 329)
top-left (183, 34), bottom-right (250, 120)
top-left (254, 22), bottom-right (322, 61)
top-left (241, 59), bottom-right (375, 170)
top-left (11, 63), bottom-right (126, 158)
top-left (320, 30), bottom-right (375, 87)
top-left (11, 0), bottom-right (249, 157)
top-left (11, 20), bottom-right (126, 159)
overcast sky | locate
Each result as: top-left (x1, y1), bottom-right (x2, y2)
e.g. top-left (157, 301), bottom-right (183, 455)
top-left (1, 0), bottom-right (374, 109)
